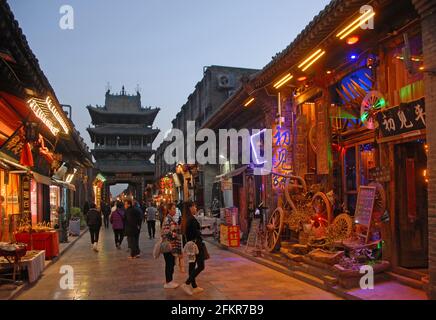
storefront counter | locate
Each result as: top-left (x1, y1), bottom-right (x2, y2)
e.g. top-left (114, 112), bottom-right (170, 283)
top-left (14, 231), bottom-right (59, 260)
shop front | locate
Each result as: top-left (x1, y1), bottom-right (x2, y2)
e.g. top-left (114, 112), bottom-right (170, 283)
top-left (197, 0), bottom-right (431, 290)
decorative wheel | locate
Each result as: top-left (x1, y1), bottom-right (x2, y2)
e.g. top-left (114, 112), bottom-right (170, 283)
top-left (266, 207), bottom-right (284, 252)
top-left (332, 213), bottom-right (353, 240)
top-left (361, 90), bottom-right (386, 129)
top-left (284, 176), bottom-right (307, 211)
top-left (368, 181), bottom-right (386, 214)
top-left (309, 124), bottom-right (317, 153)
top-left (311, 192), bottom-right (333, 224)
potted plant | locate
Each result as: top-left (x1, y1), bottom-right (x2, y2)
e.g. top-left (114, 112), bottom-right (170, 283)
top-left (69, 207), bottom-right (82, 236)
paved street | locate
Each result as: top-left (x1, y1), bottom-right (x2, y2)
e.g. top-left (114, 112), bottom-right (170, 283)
top-left (17, 224), bottom-right (339, 300)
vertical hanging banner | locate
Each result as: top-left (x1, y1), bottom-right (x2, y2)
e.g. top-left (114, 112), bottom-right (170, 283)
top-left (406, 158), bottom-right (417, 222)
top-left (316, 101), bottom-right (330, 175)
top-left (21, 175), bottom-right (31, 222)
top-left (295, 114), bottom-right (308, 177)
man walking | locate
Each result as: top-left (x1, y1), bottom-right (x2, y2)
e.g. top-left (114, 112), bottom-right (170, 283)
top-left (145, 202), bottom-right (157, 239)
top-left (86, 203), bottom-right (102, 252)
top-left (124, 199), bottom-right (142, 258)
top-left (102, 202), bottom-right (111, 229)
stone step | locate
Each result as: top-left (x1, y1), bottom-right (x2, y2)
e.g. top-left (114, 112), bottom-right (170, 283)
top-left (292, 270), bottom-right (326, 287)
top-left (385, 272), bottom-right (425, 290)
top-left (391, 267), bottom-right (426, 281)
top-left (294, 263), bottom-right (338, 282)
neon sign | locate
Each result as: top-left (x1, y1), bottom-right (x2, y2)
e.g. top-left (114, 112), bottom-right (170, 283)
top-left (272, 126), bottom-right (292, 188)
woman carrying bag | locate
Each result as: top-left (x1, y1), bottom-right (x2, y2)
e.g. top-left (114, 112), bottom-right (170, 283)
top-left (181, 200), bottom-right (209, 295)
top-left (160, 202), bottom-right (182, 289)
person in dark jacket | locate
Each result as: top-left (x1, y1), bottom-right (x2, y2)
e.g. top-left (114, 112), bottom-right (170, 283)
top-left (124, 199), bottom-right (142, 258)
top-left (110, 201), bottom-right (125, 249)
top-left (83, 201), bottom-right (90, 217)
top-left (86, 203), bottom-right (102, 252)
top-left (180, 201), bottom-right (206, 295)
top-left (102, 202), bottom-right (111, 229)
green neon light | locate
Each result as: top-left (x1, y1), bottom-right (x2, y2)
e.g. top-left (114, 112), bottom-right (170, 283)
top-left (96, 173), bottom-right (106, 182)
top-left (374, 98), bottom-right (386, 109)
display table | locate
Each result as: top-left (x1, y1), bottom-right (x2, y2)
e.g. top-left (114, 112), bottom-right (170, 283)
top-left (14, 232), bottom-right (59, 260)
top-left (0, 250), bottom-right (45, 283)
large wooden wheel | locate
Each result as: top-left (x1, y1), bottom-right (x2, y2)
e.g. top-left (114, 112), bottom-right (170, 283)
top-left (266, 207), bottom-right (284, 252)
top-left (332, 213), bottom-right (353, 240)
top-left (311, 192), bottom-right (333, 224)
top-left (284, 175), bottom-right (307, 211)
top-left (368, 181), bottom-right (386, 213)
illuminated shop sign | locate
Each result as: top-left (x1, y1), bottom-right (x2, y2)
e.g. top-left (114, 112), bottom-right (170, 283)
top-left (27, 97), bottom-right (70, 136)
top-left (28, 98), bottom-right (60, 136)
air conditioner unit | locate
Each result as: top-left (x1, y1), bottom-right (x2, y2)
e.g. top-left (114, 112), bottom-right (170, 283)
top-left (217, 74), bottom-right (236, 89)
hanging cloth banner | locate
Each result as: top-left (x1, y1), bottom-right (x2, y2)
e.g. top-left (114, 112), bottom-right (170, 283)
top-left (406, 158), bottom-right (417, 223)
top-left (20, 142), bottom-right (34, 167)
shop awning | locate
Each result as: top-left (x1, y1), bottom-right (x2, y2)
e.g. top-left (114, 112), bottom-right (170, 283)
top-left (31, 172), bottom-right (53, 186)
top-left (215, 165), bottom-right (248, 180)
top-left (0, 155), bottom-right (29, 173)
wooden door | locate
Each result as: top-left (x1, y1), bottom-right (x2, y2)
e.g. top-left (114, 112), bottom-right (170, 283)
top-left (395, 141), bottom-right (428, 268)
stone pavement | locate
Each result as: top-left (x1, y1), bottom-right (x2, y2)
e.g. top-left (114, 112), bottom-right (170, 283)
top-left (16, 224), bottom-right (340, 300)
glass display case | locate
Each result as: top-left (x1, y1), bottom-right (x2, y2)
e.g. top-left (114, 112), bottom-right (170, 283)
top-left (49, 186), bottom-right (60, 228)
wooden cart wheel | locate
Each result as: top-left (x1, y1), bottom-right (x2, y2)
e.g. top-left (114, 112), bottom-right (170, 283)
top-left (311, 192), bottom-right (333, 224)
top-left (309, 124), bottom-right (317, 153)
top-left (332, 213), bottom-right (353, 240)
top-left (368, 181), bottom-right (386, 214)
top-left (266, 207), bottom-right (284, 252)
top-left (284, 176), bottom-right (307, 211)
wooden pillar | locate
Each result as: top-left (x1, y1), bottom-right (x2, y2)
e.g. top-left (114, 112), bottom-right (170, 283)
top-left (412, 0), bottom-right (436, 299)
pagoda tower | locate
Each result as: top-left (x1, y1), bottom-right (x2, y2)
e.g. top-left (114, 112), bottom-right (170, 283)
top-left (87, 87), bottom-right (160, 203)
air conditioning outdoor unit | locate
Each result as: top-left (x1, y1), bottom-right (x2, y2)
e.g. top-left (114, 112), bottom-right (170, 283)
top-left (217, 74), bottom-right (236, 89)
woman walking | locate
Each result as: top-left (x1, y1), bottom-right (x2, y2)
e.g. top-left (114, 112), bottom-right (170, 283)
top-left (86, 203), bottom-right (102, 252)
top-left (161, 202), bottom-right (182, 289)
top-left (110, 202), bottom-right (125, 249)
top-left (181, 201), bottom-right (206, 295)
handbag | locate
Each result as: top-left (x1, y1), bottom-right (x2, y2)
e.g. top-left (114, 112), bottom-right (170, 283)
top-left (160, 239), bottom-right (173, 253)
top-left (202, 242), bottom-right (210, 260)
top-left (152, 239), bottom-right (162, 259)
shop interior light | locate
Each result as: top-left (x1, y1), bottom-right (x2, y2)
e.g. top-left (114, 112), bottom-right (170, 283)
top-left (297, 76), bottom-right (307, 81)
top-left (346, 36), bottom-right (360, 45)
top-left (273, 73), bottom-right (293, 89)
top-left (66, 168), bottom-right (77, 183)
top-left (326, 70), bottom-right (332, 74)
top-left (336, 10), bottom-right (375, 40)
top-left (298, 49), bottom-right (326, 72)
top-left (244, 97), bottom-right (255, 107)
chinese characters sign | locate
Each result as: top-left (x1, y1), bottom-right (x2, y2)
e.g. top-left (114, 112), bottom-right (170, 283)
top-left (377, 98), bottom-right (425, 137)
top-left (272, 126), bottom-right (292, 188)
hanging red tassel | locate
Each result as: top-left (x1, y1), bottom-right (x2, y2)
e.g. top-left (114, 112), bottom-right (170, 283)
top-left (20, 142), bottom-right (34, 167)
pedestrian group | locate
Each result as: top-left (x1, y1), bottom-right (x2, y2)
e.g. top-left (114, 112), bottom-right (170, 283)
top-left (83, 199), bottom-right (208, 295)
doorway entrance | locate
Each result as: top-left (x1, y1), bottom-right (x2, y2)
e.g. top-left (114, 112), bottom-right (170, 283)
top-left (394, 140), bottom-right (428, 269)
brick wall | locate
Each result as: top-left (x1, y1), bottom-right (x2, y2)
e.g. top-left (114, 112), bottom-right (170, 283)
top-left (412, 0), bottom-right (436, 300)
